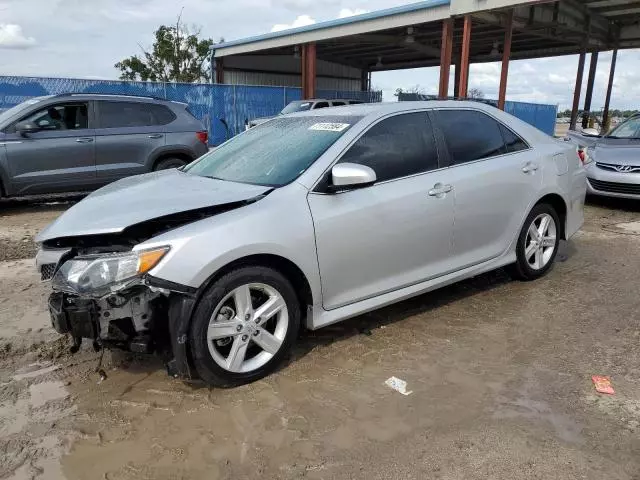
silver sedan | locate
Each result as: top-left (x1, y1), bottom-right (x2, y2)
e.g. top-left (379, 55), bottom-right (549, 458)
top-left (35, 101), bottom-right (586, 387)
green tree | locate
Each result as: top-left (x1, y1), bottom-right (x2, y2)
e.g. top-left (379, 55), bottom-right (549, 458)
top-left (115, 13), bottom-right (215, 83)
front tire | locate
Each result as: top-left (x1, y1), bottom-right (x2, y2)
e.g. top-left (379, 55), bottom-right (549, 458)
top-left (508, 203), bottom-right (560, 281)
top-left (189, 266), bottom-right (300, 387)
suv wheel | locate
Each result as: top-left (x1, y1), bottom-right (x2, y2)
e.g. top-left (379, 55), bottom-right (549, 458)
top-left (189, 266), bottom-right (300, 387)
top-left (508, 203), bottom-right (560, 281)
top-left (154, 157), bottom-right (187, 170)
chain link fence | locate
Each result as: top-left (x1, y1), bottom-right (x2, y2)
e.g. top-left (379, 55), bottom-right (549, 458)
top-left (0, 76), bottom-right (382, 145)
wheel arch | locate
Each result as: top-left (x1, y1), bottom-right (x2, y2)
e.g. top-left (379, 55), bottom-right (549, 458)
top-left (534, 193), bottom-right (567, 239)
top-left (149, 147), bottom-right (196, 171)
top-left (197, 253), bottom-right (314, 317)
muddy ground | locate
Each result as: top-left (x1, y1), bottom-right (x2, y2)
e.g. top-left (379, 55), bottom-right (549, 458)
top-left (0, 196), bottom-right (639, 480)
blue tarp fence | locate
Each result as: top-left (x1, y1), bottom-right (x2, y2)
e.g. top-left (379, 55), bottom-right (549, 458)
top-left (398, 93), bottom-right (558, 136)
top-left (0, 76), bottom-right (382, 145)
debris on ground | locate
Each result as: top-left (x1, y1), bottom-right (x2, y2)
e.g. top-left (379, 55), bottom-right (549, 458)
top-left (384, 376), bottom-right (413, 396)
top-left (592, 375), bottom-right (615, 395)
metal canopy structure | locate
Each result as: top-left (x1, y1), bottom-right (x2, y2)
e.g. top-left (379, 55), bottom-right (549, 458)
top-left (211, 0), bottom-right (640, 131)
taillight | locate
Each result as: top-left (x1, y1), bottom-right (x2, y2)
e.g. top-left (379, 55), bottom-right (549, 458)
top-left (196, 131), bottom-right (208, 145)
top-left (578, 149), bottom-right (586, 163)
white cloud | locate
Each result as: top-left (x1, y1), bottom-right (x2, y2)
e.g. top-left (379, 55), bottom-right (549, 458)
top-left (0, 24), bottom-right (36, 49)
top-left (338, 8), bottom-right (369, 18)
top-left (271, 14), bottom-right (316, 32)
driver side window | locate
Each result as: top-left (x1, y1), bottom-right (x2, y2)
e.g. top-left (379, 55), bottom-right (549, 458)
top-left (338, 112), bottom-right (439, 182)
top-left (20, 103), bottom-right (89, 131)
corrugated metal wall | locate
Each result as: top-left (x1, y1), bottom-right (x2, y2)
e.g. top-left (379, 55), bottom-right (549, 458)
top-left (223, 55), bottom-right (362, 91)
top-left (0, 76), bottom-right (382, 145)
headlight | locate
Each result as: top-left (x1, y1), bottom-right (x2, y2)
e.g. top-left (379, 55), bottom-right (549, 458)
top-left (52, 247), bottom-right (169, 297)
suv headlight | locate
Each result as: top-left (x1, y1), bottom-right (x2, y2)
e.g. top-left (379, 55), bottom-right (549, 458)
top-left (52, 247), bottom-right (169, 297)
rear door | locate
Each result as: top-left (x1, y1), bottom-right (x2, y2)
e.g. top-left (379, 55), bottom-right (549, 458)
top-left (308, 111), bottom-right (455, 309)
top-left (3, 101), bottom-right (96, 195)
top-left (432, 108), bottom-right (542, 270)
top-left (94, 100), bottom-right (171, 182)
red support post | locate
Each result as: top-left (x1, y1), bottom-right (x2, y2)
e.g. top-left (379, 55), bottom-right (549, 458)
top-left (458, 15), bottom-right (472, 99)
top-left (214, 57), bottom-right (224, 84)
top-left (569, 50), bottom-right (586, 130)
top-left (582, 51), bottom-right (599, 128)
top-left (498, 10), bottom-right (513, 110)
top-left (438, 19), bottom-right (453, 99)
top-left (301, 43), bottom-right (317, 100)
top-left (602, 48), bottom-right (618, 133)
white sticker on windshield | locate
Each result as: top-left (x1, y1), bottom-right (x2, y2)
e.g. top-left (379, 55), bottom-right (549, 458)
top-left (309, 122), bottom-right (350, 132)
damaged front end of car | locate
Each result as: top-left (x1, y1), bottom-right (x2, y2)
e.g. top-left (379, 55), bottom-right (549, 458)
top-left (36, 197), bottom-right (267, 380)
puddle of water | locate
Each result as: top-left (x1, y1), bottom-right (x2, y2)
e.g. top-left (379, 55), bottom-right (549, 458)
top-left (13, 363), bottom-right (60, 381)
top-left (0, 401), bottom-right (29, 435)
top-left (29, 381), bottom-right (69, 408)
top-left (615, 221), bottom-right (640, 234)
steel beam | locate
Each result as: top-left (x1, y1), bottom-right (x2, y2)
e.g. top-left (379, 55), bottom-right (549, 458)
top-left (438, 19), bottom-right (453, 99)
top-left (569, 50), bottom-right (586, 130)
top-left (602, 48), bottom-right (618, 133)
top-left (498, 10), bottom-right (514, 111)
top-left (301, 43), bottom-right (317, 99)
top-left (458, 15), bottom-right (472, 98)
top-left (582, 51), bottom-right (599, 128)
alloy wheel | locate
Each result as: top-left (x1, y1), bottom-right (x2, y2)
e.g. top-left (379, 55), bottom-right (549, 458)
top-left (206, 283), bottom-right (288, 373)
top-left (524, 213), bottom-right (557, 270)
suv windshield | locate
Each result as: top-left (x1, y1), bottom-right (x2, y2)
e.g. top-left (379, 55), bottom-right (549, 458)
top-left (0, 96), bottom-right (53, 126)
top-left (606, 116), bottom-right (640, 139)
top-left (184, 115), bottom-right (361, 187)
top-left (280, 101), bottom-right (314, 114)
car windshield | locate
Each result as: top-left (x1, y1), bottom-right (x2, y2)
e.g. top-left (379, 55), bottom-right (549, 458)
top-left (280, 101), bottom-right (314, 114)
top-left (606, 116), bottom-right (640, 139)
top-left (184, 115), bottom-right (361, 187)
top-left (0, 96), bottom-right (53, 126)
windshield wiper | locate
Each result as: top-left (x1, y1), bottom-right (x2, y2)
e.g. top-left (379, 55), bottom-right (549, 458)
top-left (202, 175), bottom-right (226, 181)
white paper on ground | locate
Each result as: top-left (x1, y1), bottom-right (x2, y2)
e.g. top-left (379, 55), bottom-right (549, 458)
top-left (384, 376), bottom-right (413, 396)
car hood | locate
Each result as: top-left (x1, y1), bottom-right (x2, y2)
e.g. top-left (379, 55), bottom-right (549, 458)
top-left (592, 138), bottom-right (640, 165)
top-left (36, 169), bottom-right (272, 242)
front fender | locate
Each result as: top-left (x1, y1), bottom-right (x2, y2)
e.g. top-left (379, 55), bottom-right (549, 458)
top-left (138, 183), bottom-right (323, 310)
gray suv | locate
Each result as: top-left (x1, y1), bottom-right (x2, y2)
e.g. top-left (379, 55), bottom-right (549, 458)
top-left (0, 94), bottom-right (209, 197)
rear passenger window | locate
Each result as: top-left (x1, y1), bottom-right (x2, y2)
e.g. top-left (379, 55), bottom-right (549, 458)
top-left (338, 112), bottom-right (438, 182)
top-left (499, 124), bottom-right (528, 153)
top-left (314, 102), bottom-right (330, 109)
top-left (98, 101), bottom-right (175, 128)
top-left (332, 101), bottom-right (345, 106)
top-left (437, 110), bottom-right (506, 165)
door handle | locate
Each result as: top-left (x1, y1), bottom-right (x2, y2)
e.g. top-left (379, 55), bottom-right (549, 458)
top-left (428, 183), bottom-right (453, 197)
top-left (75, 137), bottom-right (93, 143)
top-left (522, 163), bottom-right (539, 173)
top-left (148, 134), bottom-right (164, 139)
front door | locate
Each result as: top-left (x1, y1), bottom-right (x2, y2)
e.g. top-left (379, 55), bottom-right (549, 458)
top-left (308, 111), bottom-right (454, 310)
top-left (433, 109), bottom-right (543, 270)
top-left (4, 101), bottom-right (96, 195)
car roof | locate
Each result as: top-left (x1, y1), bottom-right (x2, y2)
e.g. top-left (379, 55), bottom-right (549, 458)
top-left (46, 93), bottom-right (178, 104)
top-left (287, 100), bottom-right (501, 117)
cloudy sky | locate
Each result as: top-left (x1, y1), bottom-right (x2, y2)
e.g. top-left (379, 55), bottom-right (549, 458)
top-left (1, 0), bottom-right (639, 110)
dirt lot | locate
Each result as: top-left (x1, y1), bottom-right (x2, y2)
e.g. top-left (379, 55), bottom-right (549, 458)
top-left (0, 196), bottom-right (639, 480)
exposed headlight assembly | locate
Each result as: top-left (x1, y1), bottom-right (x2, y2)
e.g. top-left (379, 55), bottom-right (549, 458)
top-left (52, 247), bottom-right (169, 297)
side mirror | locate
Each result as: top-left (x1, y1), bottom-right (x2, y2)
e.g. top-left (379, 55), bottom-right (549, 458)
top-left (329, 163), bottom-right (376, 192)
top-left (15, 121), bottom-right (40, 136)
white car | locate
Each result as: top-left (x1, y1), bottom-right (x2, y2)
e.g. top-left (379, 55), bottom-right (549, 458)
top-left (247, 99), bottom-right (363, 128)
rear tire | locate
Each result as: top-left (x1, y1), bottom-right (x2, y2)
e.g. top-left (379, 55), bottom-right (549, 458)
top-left (154, 157), bottom-right (188, 170)
top-left (189, 266), bottom-right (300, 387)
top-left (507, 203), bottom-right (560, 281)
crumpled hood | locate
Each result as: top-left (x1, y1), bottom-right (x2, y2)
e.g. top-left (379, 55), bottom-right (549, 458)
top-left (36, 169), bottom-right (271, 242)
top-left (592, 138), bottom-right (640, 166)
